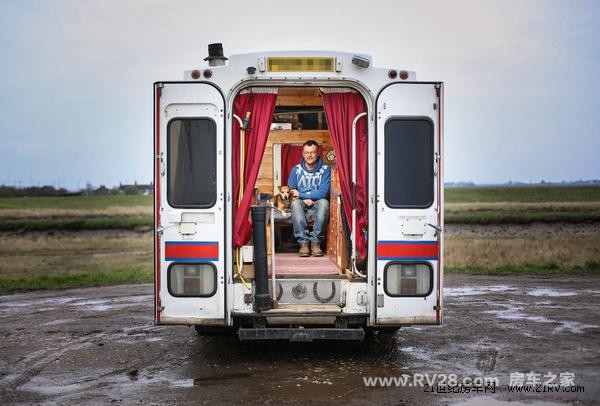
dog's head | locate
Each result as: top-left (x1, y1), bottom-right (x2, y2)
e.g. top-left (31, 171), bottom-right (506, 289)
top-left (278, 185), bottom-right (291, 200)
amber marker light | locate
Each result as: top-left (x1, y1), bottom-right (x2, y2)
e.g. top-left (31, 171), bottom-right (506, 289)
top-left (203, 69), bottom-right (213, 79)
top-left (388, 70), bottom-right (397, 79)
top-left (191, 70), bottom-right (201, 79)
top-left (399, 70), bottom-right (409, 80)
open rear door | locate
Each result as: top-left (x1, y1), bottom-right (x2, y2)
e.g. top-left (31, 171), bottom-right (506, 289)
top-left (375, 82), bottom-right (443, 325)
top-left (154, 83), bottom-right (226, 325)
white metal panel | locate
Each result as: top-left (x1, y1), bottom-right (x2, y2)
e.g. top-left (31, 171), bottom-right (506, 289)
top-left (158, 83), bottom-right (226, 323)
top-left (376, 83), bottom-right (442, 324)
top-left (272, 143), bottom-right (282, 194)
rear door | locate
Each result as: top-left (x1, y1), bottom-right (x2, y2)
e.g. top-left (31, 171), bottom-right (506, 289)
top-left (154, 83), bottom-right (226, 325)
top-left (375, 83), bottom-right (443, 325)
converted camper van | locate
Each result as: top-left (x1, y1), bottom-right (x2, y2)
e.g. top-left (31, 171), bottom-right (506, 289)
top-left (154, 44), bottom-right (444, 341)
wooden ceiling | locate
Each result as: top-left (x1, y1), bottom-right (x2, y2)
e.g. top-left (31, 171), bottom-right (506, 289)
top-left (276, 88), bottom-right (323, 107)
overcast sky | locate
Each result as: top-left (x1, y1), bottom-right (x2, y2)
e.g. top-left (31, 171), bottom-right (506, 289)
top-left (0, 0), bottom-right (598, 189)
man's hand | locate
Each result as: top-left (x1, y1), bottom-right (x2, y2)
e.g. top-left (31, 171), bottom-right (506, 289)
top-left (291, 189), bottom-right (299, 198)
top-left (303, 199), bottom-right (314, 206)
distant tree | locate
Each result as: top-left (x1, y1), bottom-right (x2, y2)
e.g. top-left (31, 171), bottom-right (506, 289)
top-left (94, 185), bottom-right (110, 195)
top-left (0, 186), bottom-right (17, 197)
top-left (84, 182), bottom-right (94, 195)
top-left (122, 185), bottom-right (138, 195)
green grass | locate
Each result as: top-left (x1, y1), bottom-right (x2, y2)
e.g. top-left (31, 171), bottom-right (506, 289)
top-left (0, 185), bottom-right (598, 209)
top-left (446, 261), bottom-right (600, 275)
top-left (0, 186), bottom-right (598, 293)
top-left (445, 185), bottom-right (600, 203)
top-left (445, 211), bottom-right (600, 224)
top-left (0, 266), bottom-right (153, 294)
top-left (0, 217), bottom-right (153, 231)
top-left (0, 195), bottom-right (152, 210)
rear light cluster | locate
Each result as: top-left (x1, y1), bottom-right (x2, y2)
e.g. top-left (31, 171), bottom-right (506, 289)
top-left (190, 69), bottom-right (213, 80)
top-left (388, 70), bottom-right (409, 80)
top-left (169, 264), bottom-right (216, 296)
top-left (385, 263), bottom-right (431, 296)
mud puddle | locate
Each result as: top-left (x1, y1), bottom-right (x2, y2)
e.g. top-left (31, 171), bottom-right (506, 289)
top-left (1, 276), bottom-right (599, 405)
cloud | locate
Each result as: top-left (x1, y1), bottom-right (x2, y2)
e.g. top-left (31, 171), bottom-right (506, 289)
top-left (0, 0), bottom-right (599, 188)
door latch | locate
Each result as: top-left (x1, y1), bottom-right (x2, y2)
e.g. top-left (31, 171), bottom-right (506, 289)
top-left (157, 152), bottom-right (165, 177)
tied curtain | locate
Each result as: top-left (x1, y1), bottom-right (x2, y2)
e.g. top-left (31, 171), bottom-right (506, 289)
top-left (321, 89), bottom-right (368, 260)
top-left (233, 88), bottom-right (278, 247)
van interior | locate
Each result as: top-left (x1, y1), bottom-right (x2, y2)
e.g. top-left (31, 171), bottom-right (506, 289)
top-left (236, 87), bottom-right (364, 281)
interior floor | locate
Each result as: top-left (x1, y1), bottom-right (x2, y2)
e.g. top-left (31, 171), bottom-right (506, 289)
top-left (268, 253), bottom-right (340, 276)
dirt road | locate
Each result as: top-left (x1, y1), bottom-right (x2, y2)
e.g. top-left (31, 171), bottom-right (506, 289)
top-left (1, 274), bottom-right (599, 405)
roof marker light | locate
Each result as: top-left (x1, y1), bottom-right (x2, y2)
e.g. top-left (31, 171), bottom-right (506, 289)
top-left (388, 70), bottom-right (397, 79)
top-left (191, 70), bottom-right (201, 79)
top-left (351, 55), bottom-right (370, 69)
top-left (203, 69), bottom-right (213, 79)
top-left (399, 70), bottom-right (409, 80)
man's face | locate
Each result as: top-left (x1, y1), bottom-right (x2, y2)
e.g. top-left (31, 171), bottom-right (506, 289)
top-left (302, 145), bottom-right (318, 166)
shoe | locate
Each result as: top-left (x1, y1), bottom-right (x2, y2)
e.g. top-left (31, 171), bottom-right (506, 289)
top-left (311, 241), bottom-right (324, 257)
top-left (299, 243), bottom-right (310, 257)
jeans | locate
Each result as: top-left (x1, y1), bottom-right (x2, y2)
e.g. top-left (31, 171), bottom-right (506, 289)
top-left (290, 198), bottom-right (330, 244)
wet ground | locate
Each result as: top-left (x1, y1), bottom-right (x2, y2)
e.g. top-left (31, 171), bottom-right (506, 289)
top-left (1, 274), bottom-right (599, 405)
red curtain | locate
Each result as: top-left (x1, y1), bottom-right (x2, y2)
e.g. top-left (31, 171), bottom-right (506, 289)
top-left (233, 90), bottom-right (277, 247)
top-left (281, 144), bottom-right (323, 187)
top-left (321, 90), bottom-right (368, 259)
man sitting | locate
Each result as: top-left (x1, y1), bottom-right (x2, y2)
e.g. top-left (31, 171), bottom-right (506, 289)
top-left (288, 140), bottom-right (331, 257)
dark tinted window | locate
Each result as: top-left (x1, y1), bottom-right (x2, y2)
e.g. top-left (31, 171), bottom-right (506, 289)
top-left (384, 118), bottom-right (434, 208)
top-left (168, 119), bottom-right (217, 207)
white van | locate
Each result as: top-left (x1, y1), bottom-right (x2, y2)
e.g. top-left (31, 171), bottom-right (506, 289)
top-left (154, 44), bottom-right (444, 341)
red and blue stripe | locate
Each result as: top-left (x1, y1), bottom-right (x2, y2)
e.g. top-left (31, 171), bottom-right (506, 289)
top-left (377, 241), bottom-right (439, 261)
top-left (165, 241), bottom-right (219, 262)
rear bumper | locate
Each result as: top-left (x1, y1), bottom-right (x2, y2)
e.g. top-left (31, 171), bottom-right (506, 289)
top-left (238, 327), bottom-right (365, 341)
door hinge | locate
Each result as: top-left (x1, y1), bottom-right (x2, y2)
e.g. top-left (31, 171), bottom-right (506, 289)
top-left (435, 83), bottom-right (441, 98)
top-left (377, 294), bottom-right (384, 308)
top-left (433, 298), bottom-right (441, 311)
top-left (157, 305), bottom-right (165, 312)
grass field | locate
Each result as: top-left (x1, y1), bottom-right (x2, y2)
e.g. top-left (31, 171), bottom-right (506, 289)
top-left (1, 185), bottom-right (597, 209)
top-left (445, 234), bottom-right (600, 268)
top-left (0, 197), bottom-right (152, 231)
top-left (445, 185), bottom-right (600, 203)
top-left (445, 201), bottom-right (600, 224)
top-left (0, 232), bottom-right (153, 293)
top-left (0, 185), bottom-right (598, 293)
top-left (1, 186), bottom-right (598, 231)
top-left (0, 194), bottom-right (152, 210)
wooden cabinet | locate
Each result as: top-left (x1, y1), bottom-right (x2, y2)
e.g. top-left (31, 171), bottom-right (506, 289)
top-left (327, 166), bottom-right (348, 271)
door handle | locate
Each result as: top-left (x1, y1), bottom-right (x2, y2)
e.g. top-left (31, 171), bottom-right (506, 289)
top-left (427, 223), bottom-right (443, 236)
